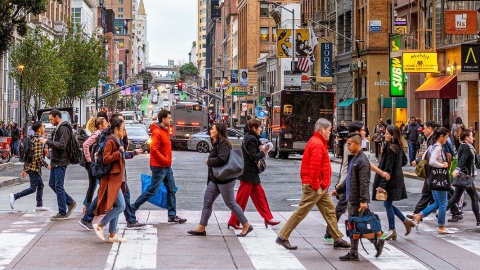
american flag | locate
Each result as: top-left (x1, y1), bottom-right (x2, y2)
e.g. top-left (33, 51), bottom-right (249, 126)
top-left (298, 25), bottom-right (318, 72)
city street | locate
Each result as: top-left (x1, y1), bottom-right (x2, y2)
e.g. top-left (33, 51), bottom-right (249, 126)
top-left (1, 150), bottom-right (480, 269)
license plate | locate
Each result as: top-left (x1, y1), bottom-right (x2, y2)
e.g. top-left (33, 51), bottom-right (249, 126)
top-left (136, 144), bottom-right (142, 149)
top-left (284, 134), bottom-right (292, 139)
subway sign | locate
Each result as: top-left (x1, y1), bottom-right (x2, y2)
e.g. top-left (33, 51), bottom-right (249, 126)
top-left (390, 34), bottom-right (404, 97)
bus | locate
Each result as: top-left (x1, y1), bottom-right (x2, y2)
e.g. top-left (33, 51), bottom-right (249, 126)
top-left (170, 101), bottom-right (209, 149)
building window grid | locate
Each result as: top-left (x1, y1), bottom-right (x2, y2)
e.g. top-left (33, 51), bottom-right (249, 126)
top-left (260, 27), bottom-right (269, 42)
top-left (118, 7), bottom-right (123, 13)
top-left (272, 27), bottom-right (277, 42)
top-left (260, 3), bottom-right (269, 17)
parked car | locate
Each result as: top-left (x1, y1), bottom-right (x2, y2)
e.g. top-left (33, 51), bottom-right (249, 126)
top-left (125, 126), bottom-right (151, 153)
top-left (187, 128), bottom-right (244, 153)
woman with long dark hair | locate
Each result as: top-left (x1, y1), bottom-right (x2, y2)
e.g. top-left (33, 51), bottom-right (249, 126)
top-left (188, 122), bottom-right (253, 237)
top-left (227, 118), bottom-right (279, 229)
top-left (414, 127), bottom-right (454, 234)
top-left (449, 128), bottom-right (480, 227)
top-left (373, 125), bottom-right (416, 240)
top-left (93, 118), bottom-right (127, 242)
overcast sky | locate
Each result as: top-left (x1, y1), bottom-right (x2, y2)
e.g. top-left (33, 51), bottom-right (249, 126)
top-left (143, 0), bottom-right (197, 66)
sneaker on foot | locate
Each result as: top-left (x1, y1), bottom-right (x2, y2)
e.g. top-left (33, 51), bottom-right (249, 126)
top-left (108, 235), bottom-right (127, 243)
top-left (333, 239), bottom-right (351, 249)
top-left (50, 213), bottom-right (68, 221)
top-left (126, 221), bottom-right (147, 230)
top-left (275, 237), bottom-right (297, 250)
top-left (35, 206), bottom-right (48, 211)
top-left (339, 251), bottom-right (359, 261)
top-left (381, 230), bottom-right (394, 240)
top-left (66, 201), bottom-right (77, 217)
top-left (322, 237), bottom-right (334, 245)
top-left (93, 224), bottom-right (105, 241)
top-left (168, 215), bottom-right (187, 224)
top-left (78, 219), bottom-right (94, 231)
top-left (9, 194), bottom-right (15, 209)
top-left (448, 215), bottom-right (463, 222)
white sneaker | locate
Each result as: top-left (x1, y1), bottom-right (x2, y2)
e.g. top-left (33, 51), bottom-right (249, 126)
top-left (35, 206), bottom-right (48, 211)
top-left (108, 235), bottom-right (127, 243)
top-left (9, 194), bottom-right (15, 209)
top-left (93, 224), bottom-right (105, 241)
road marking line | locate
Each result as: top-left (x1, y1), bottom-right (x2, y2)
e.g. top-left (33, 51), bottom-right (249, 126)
top-left (236, 223), bottom-right (306, 270)
top-left (335, 223), bottom-right (427, 269)
top-left (0, 211), bottom-right (51, 270)
top-left (105, 225), bottom-right (157, 270)
top-left (420, 217), bottom-right (480, 255)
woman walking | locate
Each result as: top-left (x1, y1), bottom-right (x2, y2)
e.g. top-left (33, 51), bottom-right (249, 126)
top-left (227, 118), bottom-right (279, 229)
top-left (93, 118), bottom-right (127, 242)
top-left (81, 116), bottom-right (108, 213)
top-left (373, 125), bottom-right (416, 240)
top-left (414, 127), bottom-right (454, 234)
top-left (188, 122), bottom-right (253, 237)
top-left (448, 128), bottom-right (480, 227)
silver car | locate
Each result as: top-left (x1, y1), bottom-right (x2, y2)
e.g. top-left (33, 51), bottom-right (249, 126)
top-left (187, 128), bottom-right (244, 153)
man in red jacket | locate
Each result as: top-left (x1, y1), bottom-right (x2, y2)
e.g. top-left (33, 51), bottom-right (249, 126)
top-left (130, 109), bottom-right (186, 224)
top-left (276, 118), bottom-right (350, 250)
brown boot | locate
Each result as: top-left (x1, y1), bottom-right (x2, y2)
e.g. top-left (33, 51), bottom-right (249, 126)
top-left (403, 218), bottom-right (416, 236)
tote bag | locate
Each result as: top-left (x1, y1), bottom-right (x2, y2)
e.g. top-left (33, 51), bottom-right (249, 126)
top-left (212, 148), bottom-right (244, 181)
top-left (141, 174), bottom-right (178, 209)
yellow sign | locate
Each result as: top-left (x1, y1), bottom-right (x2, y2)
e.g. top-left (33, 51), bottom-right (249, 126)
top-left (402, 52), bottom-right (438, 73)
top-left (284, 104), bottom-right (293, 115)
top-left (277, 29), bottom-right (310, 58)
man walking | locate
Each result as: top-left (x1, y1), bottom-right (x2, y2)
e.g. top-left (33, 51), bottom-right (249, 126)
top-left (276, 118), bottom-right (350, 250)
top-left (39, 109), bottom-right (76, 221)
top-left (403, 116), bottom-right (421, 165)
top-left (130, 109), bottom-right (186, 224)
top-left (9, 121), bottom-right (50, 210)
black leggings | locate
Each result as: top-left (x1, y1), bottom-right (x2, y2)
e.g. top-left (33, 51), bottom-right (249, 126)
top-left (84, 163), bottom-right (97, 204)
top-left (447, 185), bottom-right (480, 222)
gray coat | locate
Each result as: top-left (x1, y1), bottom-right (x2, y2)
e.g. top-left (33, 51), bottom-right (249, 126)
top-left (336, 151), bottom-right (371, 204)
top-left (372, 143), bottom-right (408, 201)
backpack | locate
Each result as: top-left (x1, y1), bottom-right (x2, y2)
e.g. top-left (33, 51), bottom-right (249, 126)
top-left (415, 145), bottom-right (435, 179)
top-left (69, 130), bottom-right (82, 164)
top-left (90, 136), bottom-right (116, 178)
top-left (19, 135), bottom-right (34, 163)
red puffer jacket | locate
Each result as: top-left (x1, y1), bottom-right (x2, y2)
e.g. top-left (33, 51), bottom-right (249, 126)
top-left (300, 132), bottom-right (332, 191)
top-left (149, 123), bottom-right (172, 168)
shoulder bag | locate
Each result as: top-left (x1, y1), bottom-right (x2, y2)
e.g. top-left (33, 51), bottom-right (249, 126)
top-left (242, 141), bottom-right (266, 174)
top-left (452, 171), bottom-right (473, 190)
top-left (212, 148), bottom-right (244, 181)
top-left (427, 147), bottom-right (451, 191)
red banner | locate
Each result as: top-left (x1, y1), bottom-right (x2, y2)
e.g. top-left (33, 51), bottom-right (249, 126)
top-left (446, 10), bottom-right (478, 34)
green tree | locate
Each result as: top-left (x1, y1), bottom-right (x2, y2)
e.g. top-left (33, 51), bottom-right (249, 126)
top-left (59, 23), bottom-right (108, 106)
top-left (9, 28), bottom-right (65, 129)
top-left (0, 0), bottom-right (63, 57)
top-left (179, 62), bottom-right (198, 82)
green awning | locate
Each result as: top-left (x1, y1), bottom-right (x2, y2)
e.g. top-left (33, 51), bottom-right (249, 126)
top-left (337, 98), bottom-right (358, 107)
top-left (379, 97), bottom-right (408, 108)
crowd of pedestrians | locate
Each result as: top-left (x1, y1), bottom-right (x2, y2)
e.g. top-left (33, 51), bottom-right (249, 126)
top-left (7, 108), bottom-right (480, 262)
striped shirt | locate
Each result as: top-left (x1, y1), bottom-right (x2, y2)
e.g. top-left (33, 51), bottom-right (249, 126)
top-left (23, 136), bottom-right (48, 175)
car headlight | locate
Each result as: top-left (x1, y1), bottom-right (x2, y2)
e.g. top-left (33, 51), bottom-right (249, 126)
top-left (147, 138), bottom-right (152, 144)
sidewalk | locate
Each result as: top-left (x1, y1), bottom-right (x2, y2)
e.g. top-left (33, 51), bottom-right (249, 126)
top-left (329, 151), bottom-right (480, 191)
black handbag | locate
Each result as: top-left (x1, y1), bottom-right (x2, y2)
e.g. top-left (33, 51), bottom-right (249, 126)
top-left (452, 172), bottom-right (473, 189)
top-left (212, 148), bottom-right (244, 181)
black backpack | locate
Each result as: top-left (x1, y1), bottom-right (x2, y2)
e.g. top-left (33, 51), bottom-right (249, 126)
top-left (68, 128), bottom-right (82, 164)
top-left (19, 135), bottom-right (34, 163)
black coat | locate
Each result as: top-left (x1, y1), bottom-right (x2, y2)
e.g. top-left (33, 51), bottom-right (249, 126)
top-left (372, 143), bottom-right (408, 201)
top-left (335, 151), bottom-right (371, 204)
top-left (207, 139), bottom-right (235, 184)
top-left (456, 143), bottom-right (474, 176)
top-left (46, 121), bottom-right (72, 167)
top-left (238, 131), bottom-right (265, 184)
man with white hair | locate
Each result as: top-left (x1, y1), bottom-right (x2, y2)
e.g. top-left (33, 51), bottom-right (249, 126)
top-left (276, 118), bottom-right (350, 250)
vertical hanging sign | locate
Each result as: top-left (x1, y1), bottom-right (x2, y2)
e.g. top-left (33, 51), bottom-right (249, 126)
top-left (316, 41), bottom-right (333, 82)
top-left (389, 34), bottom-right (404, 97)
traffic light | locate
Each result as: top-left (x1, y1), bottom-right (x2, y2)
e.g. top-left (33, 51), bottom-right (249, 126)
top-left (75, 107), bottom-right (79, 114)
top-left (143, 79), bottom-right (148, 91)
top-left (177, 81), bottom-right (183, 91)
top-left (248, 108), bottom-right (253, 115)
top-left (101, 100), bottom-right (105, 107)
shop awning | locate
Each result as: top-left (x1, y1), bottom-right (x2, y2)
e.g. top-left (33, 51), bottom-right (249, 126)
top-left (379, 97), bottom-right (408, 108)
top-left (337, 98), bottom-right (358, 107)
top-left (414, 75), bottom-right (457, 99)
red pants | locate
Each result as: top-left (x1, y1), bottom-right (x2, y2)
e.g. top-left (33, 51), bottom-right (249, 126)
top-left (228, 181), bottom-right (274, 226)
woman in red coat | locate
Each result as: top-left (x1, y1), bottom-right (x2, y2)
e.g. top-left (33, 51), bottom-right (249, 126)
top-left (227, 119), bottom-right (280, 229)
top-left (93, 118), bottom-right (127, 242)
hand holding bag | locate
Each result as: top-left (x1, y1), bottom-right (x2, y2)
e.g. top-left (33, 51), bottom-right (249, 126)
top-left (375, 190), bottom-right (388, 201)
top-left (212, 148), bottom-right (244, 181)
top-left (345, 209), bottom-right (383, 240)
top-left (141, 174), bottom-right (178, 209)
top-left (452, 171), bottom-right (473, 189)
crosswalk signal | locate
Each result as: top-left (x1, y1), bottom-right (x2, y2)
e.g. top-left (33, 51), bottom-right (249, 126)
top-left (143, 79), bottom-right (148, 91)
top-left (177, 81), bottom-right (183, 91)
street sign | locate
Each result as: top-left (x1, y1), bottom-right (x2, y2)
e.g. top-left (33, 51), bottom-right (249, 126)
top-left (374, 80), bottom-right (390, 86)
top-left (232, 91), bottom-right (248, 96)
top-left (242, 103), bottom-right (247, 112)
top-left (257, 110), bottom-right (267, 118)
top-left (11, 101), bottom-right (18, 109)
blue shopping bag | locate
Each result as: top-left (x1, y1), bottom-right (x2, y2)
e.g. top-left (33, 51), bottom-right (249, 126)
top-left (140, 174), bottom-right (178, 209)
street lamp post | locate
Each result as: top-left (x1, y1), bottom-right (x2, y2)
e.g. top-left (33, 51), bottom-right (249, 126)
top-left (17, 64), bottom-right (25, 133)
top-left (355, 40), bottom-right (364, 121)
top-left (259, 0), bottom-right (295, 72)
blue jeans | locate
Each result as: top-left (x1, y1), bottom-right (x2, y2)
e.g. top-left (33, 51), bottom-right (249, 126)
top-left (14, 170), bottom-right (44, 207)
top-left (82, 183), bottom-right (136, 224)
top-left (384, 201), bottom-right (405, 230)
top-left (420, 190), bottom-right (448, 226)
top-left (100, 190), bottom-right (126, 234)
top-left (48, 166), bottom-right (74, 215)
top-left (407, 141), bottom-right (417, 164)
top-left (132, 166), bottom-right (177, 217)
